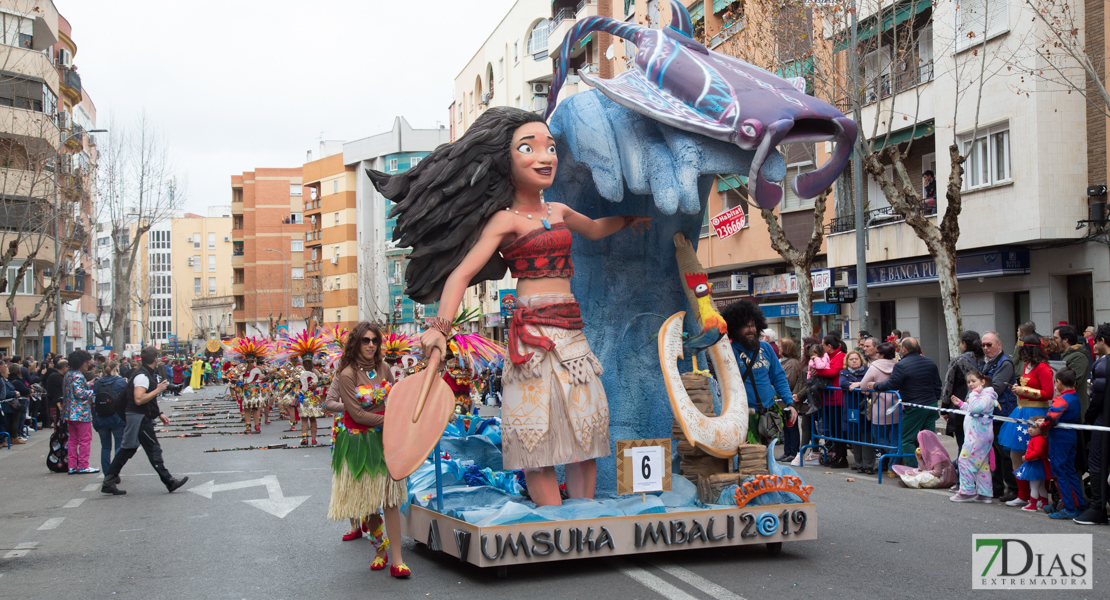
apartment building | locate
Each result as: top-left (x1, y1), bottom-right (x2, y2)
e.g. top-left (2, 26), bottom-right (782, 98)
top-left (173, 211), bottom-right (233, 349)
top-left (302, 142), bottom-right (358, 331)
top-left (816, 0), bottom-right (1104, 363)
top-left (0, 1), bottom-right (99, 357)
top-left (343, 117), bottom-right (449, 333)
top-left (230, 168), bottom-right (309, 337)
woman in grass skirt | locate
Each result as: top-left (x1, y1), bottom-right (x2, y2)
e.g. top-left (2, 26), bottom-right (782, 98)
top-left (327, 321), bottom-right (408, 578)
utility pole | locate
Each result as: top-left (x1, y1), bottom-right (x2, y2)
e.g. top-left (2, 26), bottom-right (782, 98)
top-left (849, 0), bottom-right (868, 338)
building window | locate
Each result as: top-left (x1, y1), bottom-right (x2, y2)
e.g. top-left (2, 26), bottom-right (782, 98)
top-left (208, 232), bottom-right (215, 249)
top-left (193, 233), bottom-right (200, 249)
top-left (388, 158), bottom-right (398, 172)
top-left (781, 164), bottom-right (819, 211)
top-left (208, 277), bottom-right (216, 295)
top-left (959, 123), bottom-right (1010, 190)
top-left (527, 19), bottom-right (549, 55)
top-left (292, 268), bottom-right (304, 279)
top-left (290, 183), bottom-right (302, 196)
top-left (292, 295), bottom-right (305, 308)
top-left (193, 255), bottom-right (201, 273)
top-left (955, 0), bottom-right (1009, 52)
top-left (498, 58), bottom-right (505, 81)
top-left (867, 164), bottom-right (895, 210)
top-left (410, 156), bottom-right (421, 168)
top-left (194, 277), bottom-right (201, 294)
top-left (208, 315), bottom-right (213, 328)
top-left (292, 240), bottom-right (303, 252)
top-left (290, 212), bottom-right (303, 224)
top-left (2, 265), bottom-right (33, 294)
top-left (513, 40), bottom-right (519, 63)
top-left (334, 213), bottom-right (340, 226)
top-left (335, 276), bottom-right (341, 290)
top-left (208, 255), bottom-right (216, 272)
top-left (336, 309), bottom-right (342, 322)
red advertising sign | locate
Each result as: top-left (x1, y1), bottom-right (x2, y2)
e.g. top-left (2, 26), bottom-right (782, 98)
top-left (710, 205), bottom-right (747, 240)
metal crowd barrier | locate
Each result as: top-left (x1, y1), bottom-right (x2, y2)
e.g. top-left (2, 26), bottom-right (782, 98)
top-left (798, 386), bottom-right (914, 484)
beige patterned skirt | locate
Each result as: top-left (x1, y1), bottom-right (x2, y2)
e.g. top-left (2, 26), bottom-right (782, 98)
top-left (501, 293), bottom-right (611, 470)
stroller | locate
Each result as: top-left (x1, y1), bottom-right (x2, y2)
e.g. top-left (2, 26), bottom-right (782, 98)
top-left (46, 420), bottom-right (69, 473)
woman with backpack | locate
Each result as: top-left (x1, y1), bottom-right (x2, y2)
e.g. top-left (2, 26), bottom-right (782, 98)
top-left (92, 361), bottom-right (128, 474)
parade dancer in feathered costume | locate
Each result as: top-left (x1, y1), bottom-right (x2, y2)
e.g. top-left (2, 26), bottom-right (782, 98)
top-left (227, 337), bottom-right (273, 433)
top-left (327, 321), bottom-right (409, 577)
top-left (279, 329), bottom-right (331, 446)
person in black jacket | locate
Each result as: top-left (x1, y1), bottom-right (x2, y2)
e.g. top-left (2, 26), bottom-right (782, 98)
top-left (1075, 324), bottom-right (1110, 525)
top-left (44, 360), bottom-right (67, 428)
top-left (867, 337), bottom-right (942, 468)
top-left (101, 346), bottom-right (187, 496)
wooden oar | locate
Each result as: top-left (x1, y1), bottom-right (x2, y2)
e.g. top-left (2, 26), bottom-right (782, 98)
top-left (412, 347), bottom-right (440, 423)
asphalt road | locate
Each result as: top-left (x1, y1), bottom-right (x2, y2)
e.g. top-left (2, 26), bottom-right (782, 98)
top-left (1, 384), bottom-right (1107, 599)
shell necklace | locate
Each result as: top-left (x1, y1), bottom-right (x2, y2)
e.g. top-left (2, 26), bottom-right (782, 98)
top-left (505, 199), bottom-right (552, 230)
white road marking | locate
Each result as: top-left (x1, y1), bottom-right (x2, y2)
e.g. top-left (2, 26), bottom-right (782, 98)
top-left (83, 484), bottom-right (100, 492)
top-left (187, 475), bottom-right (308, 518)
top-left (3, 542), bottom-right (37, 558)
top-left (119, 528), bottom-right (144, 532)
top-left (62, 498), bottom-right (85, 508)
top-left (651, 561), bottom-right (748, 600)
top-left (610, 559), bottom-right (701, 600)
top-left (37, 518), bottom-right (64, 531)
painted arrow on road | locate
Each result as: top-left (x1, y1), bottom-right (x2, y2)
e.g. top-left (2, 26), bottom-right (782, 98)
top-left (187, 475), bottom-right (309, 518)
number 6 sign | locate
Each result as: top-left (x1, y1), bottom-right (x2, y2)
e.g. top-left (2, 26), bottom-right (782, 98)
top-left (616, 439), bottom-right (672, 496)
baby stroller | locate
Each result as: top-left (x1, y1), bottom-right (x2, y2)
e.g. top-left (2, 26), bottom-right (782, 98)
top-left (46, 420), bottom-right (69, 473)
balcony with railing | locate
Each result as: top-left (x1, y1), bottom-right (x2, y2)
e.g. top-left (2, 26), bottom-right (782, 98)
top-left (58, 272), bottom-right (88, 301)
top-left (60, 67), bottom-right (81, 101)
top-left (827, 203), bottom-right (937, 235)
top-left (707, 19), bottom-right (744, 50)
top-left (305, 229), bottom-right (323, 245)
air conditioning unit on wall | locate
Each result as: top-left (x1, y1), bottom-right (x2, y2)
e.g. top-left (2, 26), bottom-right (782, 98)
top-left (532, 82), bottom-right (549, 95)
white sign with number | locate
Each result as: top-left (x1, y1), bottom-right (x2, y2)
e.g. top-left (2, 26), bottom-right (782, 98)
top-left (629, 446), bottom-right (664, 493)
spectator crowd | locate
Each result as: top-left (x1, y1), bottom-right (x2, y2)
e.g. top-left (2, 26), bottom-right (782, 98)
top-left (719, 299), bottom-right (1109, 527)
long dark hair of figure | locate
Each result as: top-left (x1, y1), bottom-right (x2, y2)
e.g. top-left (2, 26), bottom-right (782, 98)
top-left (338, 321), bottom-right (383, 375)
top-left (366, 107), bottom-right (546, 304)
top-left (1018, 334), bottom-right (1046, 366)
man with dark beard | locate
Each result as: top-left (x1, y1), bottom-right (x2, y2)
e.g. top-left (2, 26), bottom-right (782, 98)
top-left (720, 300), bottom-right (798, 444)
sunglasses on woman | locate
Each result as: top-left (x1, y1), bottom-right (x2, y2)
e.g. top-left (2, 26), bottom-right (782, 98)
top-left (361, 336), bottom-right (381, 346)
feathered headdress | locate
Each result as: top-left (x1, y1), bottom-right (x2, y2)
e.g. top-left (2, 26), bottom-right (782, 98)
top-left (381, 331), bottom-right (422, 363)
top-left (226, 337), bottom-right (273, 362)
top-left (448, 333), bottom-right (505, 375)
top-left (277, 329), bottom-right (329, 363)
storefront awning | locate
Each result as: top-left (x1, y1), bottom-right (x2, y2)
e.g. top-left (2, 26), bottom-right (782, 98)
top-left (846, 249), bottom-right (1030, 288)
top-left (871, 120), bottom-right (934, 151)
top-left (834, 0), bottom-right (933, 53)
top-left (716, 174), bottom-right (748, 192)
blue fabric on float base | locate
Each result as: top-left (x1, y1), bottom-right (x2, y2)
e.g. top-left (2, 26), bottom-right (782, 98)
top-left (546, 90), bottom-right (784, 495)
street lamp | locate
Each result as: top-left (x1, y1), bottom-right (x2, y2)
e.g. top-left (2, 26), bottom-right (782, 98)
top-left (54, 127), bottom-right (106, 358)
top-left (262, 248), bottom-right (290, 336)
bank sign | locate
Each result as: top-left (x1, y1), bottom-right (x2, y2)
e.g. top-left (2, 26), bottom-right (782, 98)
top-left (847, 249), bottom-right (1031, 288)
top-left (972, 534), bottom-right (1091, 589)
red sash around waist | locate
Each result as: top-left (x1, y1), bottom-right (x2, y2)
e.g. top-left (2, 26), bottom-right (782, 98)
top-left (508, 302), bottom-right (585, 365)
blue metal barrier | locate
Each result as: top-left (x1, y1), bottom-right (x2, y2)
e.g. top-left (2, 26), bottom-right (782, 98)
top-left (798, 386), bottom-right (914, 484)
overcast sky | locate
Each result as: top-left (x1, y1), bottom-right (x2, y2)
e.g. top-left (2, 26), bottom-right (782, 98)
top-left (56, 0), bottom-right (515, 215)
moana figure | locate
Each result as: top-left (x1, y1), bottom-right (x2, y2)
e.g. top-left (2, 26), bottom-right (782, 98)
top-left (369, 107), bottom-right (650, 506)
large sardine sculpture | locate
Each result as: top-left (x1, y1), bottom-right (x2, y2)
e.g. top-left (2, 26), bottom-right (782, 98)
top-left (545, 0), bottom-right (857, 209)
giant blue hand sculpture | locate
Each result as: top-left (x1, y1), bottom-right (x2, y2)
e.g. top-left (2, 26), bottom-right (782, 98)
top-left (544, 90), bottom-right (786, 494)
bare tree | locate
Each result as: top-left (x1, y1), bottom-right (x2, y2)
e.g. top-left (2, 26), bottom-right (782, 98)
top-left (1015, 0), bottom-right (1107, 115)
top-left (97, 114), bottom-right (183, 351)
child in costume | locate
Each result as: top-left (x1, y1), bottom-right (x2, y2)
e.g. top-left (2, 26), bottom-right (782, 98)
top-left (327, 321), bottom-right (408, 577)
top-left (1036, 367), bottom-right (1087, 519)
top-left (369, 107), bottom-right (650, 507)
top-left (1015, 423), bottom-right (1051, 512)
top-left (949, 371), bottom-right (998, 503)
top-left (804, 344), bottom-right (831, 414)
top-left (998, 335), bottom-right (1054, 507)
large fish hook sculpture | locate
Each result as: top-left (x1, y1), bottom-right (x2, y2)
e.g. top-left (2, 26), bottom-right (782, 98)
top-left (658, 233), bottom-right (749, 457)
top-left (545, 0), bottom-right (857, 209)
